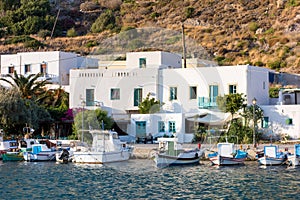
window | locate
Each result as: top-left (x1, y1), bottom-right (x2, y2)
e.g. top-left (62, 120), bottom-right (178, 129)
top-left (24, 64), bottom-right (31, 73)
top-left (86, 89), bottom-right (95, 106)
top-left (286, 118), bottom-right (293, 125)
top-left (262, 117), bottom-right (269, 128)
top-left (169, 121), bottom-right (176, 133)
top-left (170, 87), bottom-right (177, 100)
top-left (40, 62), bottom-right (47, 74)
top-left (139, 58), bottom-right (146, 68)
top-left (8, 66), bottom-right (14, 74)
top-left (111, 88), bottom-right (120, 100)
top-left (229, 85), bottom-right (237, 94)
top-left (134, 88), bottom-right (143, 106)
top-left (209, 85), bottom-right (218, 103)
top-left (158, 121), bottom-right (165, 132)
top-left (190, 86), bottom-right (197, 99)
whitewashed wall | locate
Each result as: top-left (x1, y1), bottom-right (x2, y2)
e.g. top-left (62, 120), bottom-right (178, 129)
top-left (130, 113), bottom-right (188, 143)
top-left (126, 51), bottom-right (182, 69)
top-left (261, 105), bottom-right (300, 139)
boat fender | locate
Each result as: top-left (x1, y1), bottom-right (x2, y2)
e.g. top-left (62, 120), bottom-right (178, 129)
top-left (195, 153), bottom-right (199, 158)
top-left (198, 143), bottom-right (201, 149)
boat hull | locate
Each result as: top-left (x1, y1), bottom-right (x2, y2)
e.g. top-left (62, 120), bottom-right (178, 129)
top-left (258, 157), bottom-right (286, 166)
top-left (72, 150), bottom-right (131, 164)
top-left (23, 151), bottom-right (56, 161)
top-left (154, 153), bottom-right (201, 167)
top-left (209, 155), bottom-right (246, 166)
top-left (2, 152), bottom-right (24, 161)
top-left (287, 155), bottom-right (300, 166)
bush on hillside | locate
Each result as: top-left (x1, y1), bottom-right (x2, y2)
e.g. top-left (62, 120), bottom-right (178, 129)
top-left (91, 10), bottom-right (117, 33)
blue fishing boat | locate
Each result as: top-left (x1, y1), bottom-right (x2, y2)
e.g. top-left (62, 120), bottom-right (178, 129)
top-left (23, 144), bottom-right (56, 161)
top-left (208, 142), bottom-right (247, 166)
top-left (258, 145), bottom-right (288, 166)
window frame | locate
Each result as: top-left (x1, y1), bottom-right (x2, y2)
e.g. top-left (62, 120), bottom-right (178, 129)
top-left (110, 88), bottom-right (120, 100)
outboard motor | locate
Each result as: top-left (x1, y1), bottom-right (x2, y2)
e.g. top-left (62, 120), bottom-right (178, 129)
top-left (59, 149), bottom-right (70, 164)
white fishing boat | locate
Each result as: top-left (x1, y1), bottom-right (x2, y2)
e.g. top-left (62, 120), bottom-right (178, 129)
top-left (72, 130), bottom-right (133, 164)
top-left (154, 137), bottom-right (204, 167)
top-left (208, 143), bottom-right (247, 166)
top-left (23, 144), bottom-right (56, 161)
top-left (258, 145), bottom-right (288, 166)
top-left (287, 144), bottom-right (300, 166)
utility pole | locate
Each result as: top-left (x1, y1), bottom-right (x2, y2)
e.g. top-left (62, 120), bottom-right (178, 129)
top-left (181, 22), bottom-right (187, 68)
top-left (51, 8), bottom-right (60, 39)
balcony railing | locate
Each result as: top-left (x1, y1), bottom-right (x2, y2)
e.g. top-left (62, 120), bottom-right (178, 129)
top-left (198, 97), bottom-right (217, 109)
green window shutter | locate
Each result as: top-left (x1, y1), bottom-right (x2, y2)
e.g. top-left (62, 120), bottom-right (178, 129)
top-left (262, 117), bottom-right (269, 128)
top-left (285, 118), bottom-right (293, 125)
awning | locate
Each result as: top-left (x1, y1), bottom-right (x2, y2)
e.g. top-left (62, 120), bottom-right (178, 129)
top-left (186, 112), bottom-right (231, 125)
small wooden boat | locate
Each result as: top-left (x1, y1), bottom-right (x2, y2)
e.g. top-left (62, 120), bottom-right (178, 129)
top-left (208, 143), bottom-right (247, 166)
top-left (0, 140), bottom-right (19, 159)
top-left (23, 144), bottom-right (56, 161)
top-left (287, 144), bottom-right (300, 166)
top-left (2, 151), bottom-right (24, 161)
top-left (154, 137), bottom-right (204, 167)
top-left (258, 145), bottom-right (288, 166)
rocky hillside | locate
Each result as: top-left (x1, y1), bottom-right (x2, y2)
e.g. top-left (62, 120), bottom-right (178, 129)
top-left (1, 0), bottom-right (300, 73)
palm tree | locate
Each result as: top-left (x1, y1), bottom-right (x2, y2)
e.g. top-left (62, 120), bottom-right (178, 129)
top-left (0, 71), bottom-right (50, 100)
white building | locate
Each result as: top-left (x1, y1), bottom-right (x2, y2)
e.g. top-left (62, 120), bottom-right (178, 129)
top-left (69, 51), bottom-right (278, 142)
top-left (0, 51), bottom-right (97, 90)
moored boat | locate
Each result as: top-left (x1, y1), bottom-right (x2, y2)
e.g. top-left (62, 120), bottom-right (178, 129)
top-left (208, 142), bottom-right (247, 166)
top-left (287, 144), bottom-right (300, 166)
top-left (72, 130), bottom-right (133, 164)
top-left (23, 144), bottom-right (56, 161)
top-left (258, 145), bottom-right (288, 166)
top-left (2, 151), bottom-right (24, 161)
top-left (154, 137), bottom-right (204, 167)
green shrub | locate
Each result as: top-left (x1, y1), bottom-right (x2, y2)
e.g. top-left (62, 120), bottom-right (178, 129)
top-left (86, 40), bottom-right (98, 48)
top-left (4, 35), bottom-right (33, 45)
top-left (286, 0), bottom-right (300, 7)
top-left (91, 9), bottom-right (117, 33)
top-left (185, 7), bottom-right (195, 18)
top-left (268, 60), bottom-right (287, 70)
top-left (66, 28), bottom-right (77, 37)
top-left (265, 28), bottom-right (274, 35)
top-left (24, 39), bottom-right (43, 49)
top-left (248, 22), bottom-right (259, 33)
top-left (269, 87), bottom-right (280, 98)
top-left (150, 12), bottom-right (160, 19)
top-left (254, 61), bottom-right (264, 66)
top-left (37, 29), bottom-right (51, 40)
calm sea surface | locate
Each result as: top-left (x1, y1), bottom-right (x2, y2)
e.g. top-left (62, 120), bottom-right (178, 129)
top-left (0, 159), bottom-right (299, 200)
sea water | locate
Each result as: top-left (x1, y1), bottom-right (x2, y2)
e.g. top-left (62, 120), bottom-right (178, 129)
top-left (0, 160), bottom-right (299, 199)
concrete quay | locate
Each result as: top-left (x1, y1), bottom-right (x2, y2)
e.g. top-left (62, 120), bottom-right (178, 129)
top-left (131, 143), bottom-right (297, 160)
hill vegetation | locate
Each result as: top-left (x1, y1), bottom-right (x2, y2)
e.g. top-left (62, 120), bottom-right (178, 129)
top-left (0, 0), bottom-right (299, 73)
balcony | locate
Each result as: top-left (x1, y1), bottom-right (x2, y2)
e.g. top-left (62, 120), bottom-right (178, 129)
top-left (198, 97), bottom-right (217, 109)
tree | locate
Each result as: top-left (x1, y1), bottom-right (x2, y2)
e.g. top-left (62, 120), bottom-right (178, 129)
top-left (241, 104), bottom-right (264, 140)
top-left (138, 93), bottom-right (163, 114)
top-left (73, 108), bottom-right (114, 140)
top-left (91, 9), bottom-right (117, 33)
top-left (217, 93), bottom-right (246, 120)
top-left (0, 71), bottom-right (50, 101)
top-left (0, 0), bottom-right (53, 35)
top-left (0, 87), bottom-right (52, 136)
